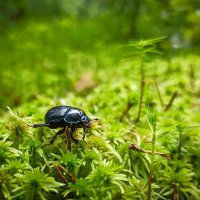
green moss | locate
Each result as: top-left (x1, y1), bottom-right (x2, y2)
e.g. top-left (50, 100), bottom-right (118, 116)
top-left (0, 18), bottom-right (200, 199)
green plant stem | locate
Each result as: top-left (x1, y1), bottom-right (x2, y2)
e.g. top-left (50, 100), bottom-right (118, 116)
top-left (148, 144), bottom-right (154, 199)
top-left (30, 185), bottom-right (36, 200)
top-left (148, 133), bottom-right (156, 200)
top-left (136, 58), bottom-right (145, 122)
top-left (154, 80), bottom-right (164, 107)
top-left (148, 112), bottom-right (156, 200)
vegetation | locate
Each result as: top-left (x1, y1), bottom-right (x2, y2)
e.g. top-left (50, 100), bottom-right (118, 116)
top-left (0, 1), bottom-right (200, 199)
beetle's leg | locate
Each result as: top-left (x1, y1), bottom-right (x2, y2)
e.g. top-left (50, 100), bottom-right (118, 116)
top-left (82, 127), bottom-right (86, 141)
top-left (50, 128), bottom-right (65, 144)
top-left (70, 127), bottom-right (79, 144)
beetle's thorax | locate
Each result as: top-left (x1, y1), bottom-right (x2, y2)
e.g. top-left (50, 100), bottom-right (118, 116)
top-left (44, 106), bottom-right (91, 129)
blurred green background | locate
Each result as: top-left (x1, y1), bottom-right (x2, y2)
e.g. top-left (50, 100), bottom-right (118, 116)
top-left (0, 0), bottom-right (199, 111)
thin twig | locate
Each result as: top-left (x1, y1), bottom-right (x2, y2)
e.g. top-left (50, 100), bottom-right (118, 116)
top-left (59, 165), bottom-right (76, 183)
top-left (53, 163), bottom-right (67, 183)
top-left (120, 101), bottom-right (134, 122)
top-left (148, 175), bottom-right (152, 200)
top-left (129, 143), bottom-right (170, 159)
top-left (164, 91), bottom-right (178, 112)
top-left (154, 80), bottom-right (164, 107)
top-left (130, 130), bottom-right (169, 159)
top-left (172, 183), bottom-right (178, 200)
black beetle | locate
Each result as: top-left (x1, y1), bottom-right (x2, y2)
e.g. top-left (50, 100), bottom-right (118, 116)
top-left (31, 106), bottom-right (91, 144)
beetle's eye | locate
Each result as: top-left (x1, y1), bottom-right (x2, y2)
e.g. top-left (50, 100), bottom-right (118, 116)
top-left (81, 115), bottom-right (87, 122)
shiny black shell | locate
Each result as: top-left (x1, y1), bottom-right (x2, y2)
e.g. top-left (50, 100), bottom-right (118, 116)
top-left (45, 106), bottom-right (90, 129)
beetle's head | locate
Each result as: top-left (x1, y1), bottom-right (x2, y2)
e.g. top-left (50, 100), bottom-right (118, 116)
top-left (81, 115), bottom-right (91, 128)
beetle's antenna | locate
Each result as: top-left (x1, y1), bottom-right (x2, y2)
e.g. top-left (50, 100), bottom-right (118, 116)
top-left (33, 123), bottom-right (49, 128)
top-left (26, 123), bottom-right (49, 128)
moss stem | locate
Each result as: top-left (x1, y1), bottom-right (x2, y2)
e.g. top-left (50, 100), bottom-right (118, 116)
top-left (136, 57), bottom-right (145, 122)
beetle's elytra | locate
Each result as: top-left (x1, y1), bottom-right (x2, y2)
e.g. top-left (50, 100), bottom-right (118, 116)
top-left (31, 106), bottom-right (91, 144)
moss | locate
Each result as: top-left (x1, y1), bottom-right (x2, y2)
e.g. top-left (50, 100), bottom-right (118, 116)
top-left (0, 20), bottom-right (200, 199)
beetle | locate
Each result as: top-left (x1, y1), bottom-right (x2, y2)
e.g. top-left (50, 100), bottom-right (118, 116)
top-left (31, 106), bottom-right (91, 144)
